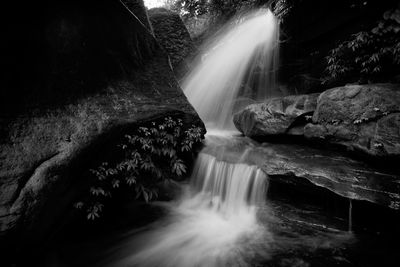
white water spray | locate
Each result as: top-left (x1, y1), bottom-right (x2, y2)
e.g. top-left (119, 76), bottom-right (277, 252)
top-left (183, 9), bottom-right (280, 130)
top-left (104, 152), bottom-right (270, 267)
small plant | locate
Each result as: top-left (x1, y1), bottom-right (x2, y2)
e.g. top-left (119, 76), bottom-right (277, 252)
top-left (324, 8), bottom-right (400, 85)
top-left (75, 117), bottom-right (203, 220)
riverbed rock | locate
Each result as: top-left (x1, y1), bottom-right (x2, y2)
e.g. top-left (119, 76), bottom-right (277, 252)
top-left (203, 135), bottom-right (400, 210)
top-left (233, 93), bottom-right (319, 137)
top-left (148, 8), bottom-right (196, 77)
top-left (0, 0), bottom-right (204, 246)
top-left (304, 84), bottom-right (400, 157)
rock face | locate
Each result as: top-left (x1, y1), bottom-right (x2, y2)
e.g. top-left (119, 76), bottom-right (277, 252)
top-left (148, 8), bottom-right (195, 77)
top-left (233, 94), bottom-right (319, 137)
top-left (235, 84), bottom-right (400, 158)
top-left (204, 135), bottom-right (400, 210)
top-left (0, 0), bottom-right (204, 245)
top-left (304, 84), bottom-right (400, 157)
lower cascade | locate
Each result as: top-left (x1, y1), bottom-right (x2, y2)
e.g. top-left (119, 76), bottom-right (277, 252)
top-left (191, 153), bottom-right (267, 215)
top-left (103, 151), bottom-right (271, 267)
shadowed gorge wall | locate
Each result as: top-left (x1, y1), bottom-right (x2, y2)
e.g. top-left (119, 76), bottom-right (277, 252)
top-left (2, 0), bottom-right (156, 115)
top-left (0, 0), bottom-right (204, 256)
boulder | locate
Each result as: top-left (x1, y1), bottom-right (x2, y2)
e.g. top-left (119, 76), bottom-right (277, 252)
top-left (235, 84), bottom-right (400, 158)
top-left (148, 8), bottom-right (195, 77)
top-left (204, 135), bottom-right (400, 210)
top-left (233, 94), bottom-right (319, 137)
top-left (304, 84), bottom-right (400, 157)
top-left (0, 0), bottom-right (204, 246)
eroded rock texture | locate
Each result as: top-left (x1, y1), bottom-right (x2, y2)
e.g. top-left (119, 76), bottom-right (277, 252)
top-left (233, 94), bottom-right (319, 137)
top-left (235, 84), bottom-right (400, 158)
top-left (304, 84), bottom-right (400, 157)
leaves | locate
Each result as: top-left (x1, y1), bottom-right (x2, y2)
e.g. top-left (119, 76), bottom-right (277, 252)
top-left (126, 176), bottom-right (136, 186)
top-left (325, 8), bottom-right (400, 84)
top-left (172, 159), bottom-right (187, 176)
top-left (74, 202), bottom-right (84, 209)
top-left (76, 116), bottom-right (204, 220)
top-left (112, 179), bottom-right (120, 188)
top-left (87, 203), bottom-right (104, 220)
top-left (90, 187), bottom-right (106, 196)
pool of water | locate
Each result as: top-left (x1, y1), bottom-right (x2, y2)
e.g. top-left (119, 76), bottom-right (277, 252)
top-left (36, 187), bottom-right (399, 267)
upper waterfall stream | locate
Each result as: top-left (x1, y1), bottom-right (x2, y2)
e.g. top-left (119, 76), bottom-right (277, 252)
top-left (182, 9), bottom-right (279, 130)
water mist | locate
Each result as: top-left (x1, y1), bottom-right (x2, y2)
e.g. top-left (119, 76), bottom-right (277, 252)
top-left (182, 9), bottom-right (280, 130)
top-left (105, 153), bottom-right (271, 267)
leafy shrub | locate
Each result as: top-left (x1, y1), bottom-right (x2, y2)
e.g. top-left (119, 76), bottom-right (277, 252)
top-left (74, 117), bottom-right (203, 220)
top-left (324, 8), bottom-right (400, 85)
top-left (167, 0), bottom-right (264, 19)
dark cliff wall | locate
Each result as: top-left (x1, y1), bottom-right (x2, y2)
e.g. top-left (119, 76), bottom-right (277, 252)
top-left (1, 0), bottom-right (203, 258)
top-left (148, 8), bottom-right (196, 78)
top-left (2, 0), bottom-right (155, 116)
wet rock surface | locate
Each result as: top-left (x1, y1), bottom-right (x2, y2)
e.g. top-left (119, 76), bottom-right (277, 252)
top-left (203, 134), bottom-right (400, 210)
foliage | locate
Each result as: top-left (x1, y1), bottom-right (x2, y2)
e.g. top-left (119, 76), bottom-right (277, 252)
top-left (74, 117), bottom-right (203, 220)
top-left (166, 0), bottom-right (209, 17)
top-left (167, 0), bottom-right (263, 19)
top-left (272, 0), bottom-right (295, 20)
top-left (324, 8), bottom-right (400, 84)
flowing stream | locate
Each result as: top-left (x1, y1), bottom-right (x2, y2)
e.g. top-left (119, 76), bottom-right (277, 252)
top-left (41, 8), bottom-right (399, 267)
top-left (97, 10), bottom-right (280, 267)
top-left (102, 151), bottom-right (271, 267)
top-left (98, 9), bottom-right (350, 267)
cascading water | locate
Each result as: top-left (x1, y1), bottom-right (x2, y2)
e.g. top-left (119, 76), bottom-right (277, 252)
top-left (182, 9), bottom-right (280, 130)
top-left (27, 4), bottom-right (399, 267)
top-left (103, 153), bottom-right (271, 267)
top-left (101, 9), bottom-right (277, 267)
top-left (190, 153), bottom-right (267, 216)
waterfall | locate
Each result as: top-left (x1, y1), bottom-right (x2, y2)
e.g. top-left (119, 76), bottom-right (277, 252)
top-left (104, 152), bottom-right (270, 267)
top-left (190, 153), bottom-right (267, 216)
top-left (101, 9), bottom-right (278, 267)
top-left (182, 9), bottom-right (280, 130)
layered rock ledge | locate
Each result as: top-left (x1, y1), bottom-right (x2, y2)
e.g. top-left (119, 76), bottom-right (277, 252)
top-left (203, 135), bottom-right (400, 210)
